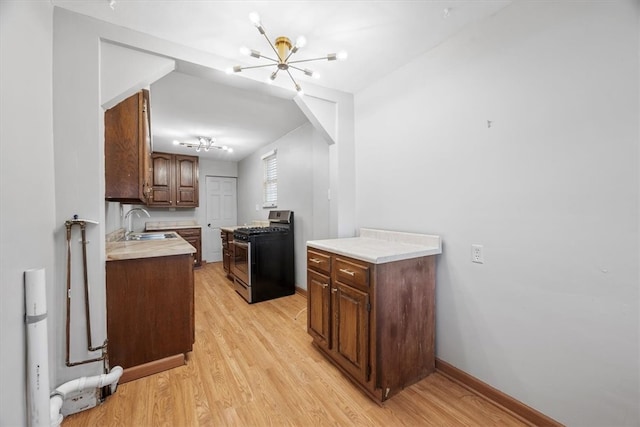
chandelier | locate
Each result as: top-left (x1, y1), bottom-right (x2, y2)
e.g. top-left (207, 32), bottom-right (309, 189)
top-left (173, 137), bottom-right (233, 153)
top-left (228, 12), bottom-right (347, 94)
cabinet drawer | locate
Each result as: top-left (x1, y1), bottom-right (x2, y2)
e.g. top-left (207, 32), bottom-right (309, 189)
top-left (307, 249), bottom-right (331, 275)
top-left (334, 257), bottom-right (369, 290)
top-left (176, 228), bottom-right (200, 238)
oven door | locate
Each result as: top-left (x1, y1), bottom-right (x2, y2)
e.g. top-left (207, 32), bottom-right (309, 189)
top-left (232, 240), bottom-right (252, 302)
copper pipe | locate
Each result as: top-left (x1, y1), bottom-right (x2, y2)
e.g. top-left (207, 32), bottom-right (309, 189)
top-left (64, 219), bottom-right (106, 367)
top-left (65, 221), bottom-right (73, 367)
top-left (80, 223), bottom-right (102, 352)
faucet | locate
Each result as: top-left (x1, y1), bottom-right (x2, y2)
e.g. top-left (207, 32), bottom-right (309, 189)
top-left (124, 207), bottom-right (150, 239)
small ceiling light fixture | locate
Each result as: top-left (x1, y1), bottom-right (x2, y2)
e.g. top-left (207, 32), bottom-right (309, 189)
top-left (173, 137), bottom-right (233, 153)
top-left (108, 0), bottom-right (116, 10)
top-left (227, 12), bottom-right (347, 95)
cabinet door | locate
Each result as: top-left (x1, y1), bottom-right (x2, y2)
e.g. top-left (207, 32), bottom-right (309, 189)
top-left (307, 269), bottom-right (331, 348)
top-left (148, 153), bottom-right (173, 207)
top-left (332, 282), bottom-right (370, 384)
top-left (106, 255), bottom-right (193, 369)
top-left (175, 155), bottom-right (199, 207)
top-left (175, 228), bottom-right (201, 267)
top-left (222, 232), bottom-right (231, 275)
top-left (141, 93), bottom-right (152, 201)
top-left (105, 90), bottom-right (150, 204)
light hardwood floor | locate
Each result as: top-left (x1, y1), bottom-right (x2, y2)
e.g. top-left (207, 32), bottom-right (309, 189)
top-left (63, 262), bottom-right (528, 426)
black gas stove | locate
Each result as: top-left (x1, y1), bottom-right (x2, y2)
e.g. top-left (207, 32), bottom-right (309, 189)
top-left (232, 210), bottom-right (294, 303)
top-left (234, 226), bottom-right (288, 239)
top-left (234, 210), bottom-right (294, 240)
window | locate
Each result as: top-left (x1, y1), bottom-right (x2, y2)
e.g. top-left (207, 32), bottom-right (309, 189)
top-left (262, 149), bottom-right (277, 208)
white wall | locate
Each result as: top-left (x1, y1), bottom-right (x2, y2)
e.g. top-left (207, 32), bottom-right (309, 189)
top-left (100, 41), bottom-right (175, 109)
top-left (354, 1), bottom-right (639, 425)
top-left (294, 90), bottom-right (355, 238)
top-left (53, 8), bottom-right (109, 382)
top-left (237, 122), bottom-right (330, 289)
top-left (0, 2), bottom-right (56, 425)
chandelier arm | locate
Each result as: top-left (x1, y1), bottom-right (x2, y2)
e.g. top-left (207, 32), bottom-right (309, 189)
top-left (285, 69), bottom-right (299, 86)
top-left (238, 63), bottom-right (281, 71)
top-left (287, 57), bottom-right (331, 65)
top-left (257, 54), bottom-right (280, 63)
top-left (283, 48), bottom-right (298, 63)
top-left (288, 65), bottom-right (311, 73)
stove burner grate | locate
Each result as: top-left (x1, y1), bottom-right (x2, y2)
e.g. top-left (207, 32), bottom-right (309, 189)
top-left (234, 226), bottom-right (288, 237)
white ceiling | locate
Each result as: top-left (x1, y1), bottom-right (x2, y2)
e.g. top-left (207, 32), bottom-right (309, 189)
top-left (54, 0), bottom-right (511, 161)
top-left (150, 70), bottom-right (308, 161)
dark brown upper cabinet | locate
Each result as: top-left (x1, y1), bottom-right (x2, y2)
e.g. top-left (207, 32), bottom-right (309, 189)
top-left (104, 90), bottom-right (152, 204)
top-left (148, 152), bottom-right (199, 208)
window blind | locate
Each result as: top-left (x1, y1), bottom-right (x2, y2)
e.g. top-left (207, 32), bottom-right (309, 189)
top-left (262, 150), bottom-right (277, 207)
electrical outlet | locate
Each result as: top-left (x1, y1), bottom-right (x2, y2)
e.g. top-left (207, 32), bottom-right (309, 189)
top-left (471, 244), bottom-right (484, 264)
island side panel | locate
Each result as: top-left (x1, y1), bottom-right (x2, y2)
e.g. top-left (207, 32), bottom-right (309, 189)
top-left (375, 255), bottom-right (436, 399)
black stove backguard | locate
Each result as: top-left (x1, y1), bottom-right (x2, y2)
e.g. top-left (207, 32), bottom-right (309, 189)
top-left (268, 209), bottom-right (293, 225)
top-left (232, 210), bottom-right (295, 304)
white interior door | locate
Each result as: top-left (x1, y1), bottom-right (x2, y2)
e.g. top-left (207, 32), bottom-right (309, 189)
top-left (205, 176), bottom-right (237, 262)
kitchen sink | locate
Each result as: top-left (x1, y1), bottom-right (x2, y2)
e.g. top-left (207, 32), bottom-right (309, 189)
top-left (125, 232), bottom-right (177, 241)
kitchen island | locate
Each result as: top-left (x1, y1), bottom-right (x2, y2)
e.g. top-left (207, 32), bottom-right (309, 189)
top-left (306, 228), bottom-right (441, 403)
top-left (106, 229), bottom-right (196, 382)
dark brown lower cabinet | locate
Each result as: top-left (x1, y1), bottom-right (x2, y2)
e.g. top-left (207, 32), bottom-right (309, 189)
top-left (221, 230), bottom-right (234, 280)
top-left (106, 254), bottom-right (194, 381)
top-left (307, 248), bottom-right (436, 403)
top-left (175, 228), bottom-right (201, 268)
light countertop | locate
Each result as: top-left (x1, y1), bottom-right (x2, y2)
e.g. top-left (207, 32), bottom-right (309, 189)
top-left (106, 231), bottom-right (196, 261)
top-left (145, 220), bottom-right (201, 231)
top-left (220, 225), bottom-right (243, 232)
top-left (307, 228), bottom-right (441, 264)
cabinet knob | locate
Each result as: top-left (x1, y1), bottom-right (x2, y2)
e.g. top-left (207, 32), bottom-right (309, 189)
top-left (321, 283), bottom-right (328, 289)
top-left (331, 288), bottom-right (337, 294)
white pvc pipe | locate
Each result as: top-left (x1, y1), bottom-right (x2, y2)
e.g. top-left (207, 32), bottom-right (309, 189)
top-left (24, 269), bottom-right (124, 427)
top-left (49, 366), bottom-right (124, 427)
top-left (49, 395), bottom-right (63, 427)
top-left (25, 268), bottom-right (51, 427)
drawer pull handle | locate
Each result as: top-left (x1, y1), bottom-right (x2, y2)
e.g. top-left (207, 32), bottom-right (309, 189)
top-left (322, 283), bottom-right (329, 289)
top-left (309, 258), bottom-right (322, 264)
top-left (339, 268), bottom-right (355, 276)
top-left (331, 288), bottom-right (338, 293)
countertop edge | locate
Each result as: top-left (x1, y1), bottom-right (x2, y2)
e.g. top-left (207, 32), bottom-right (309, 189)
top-left (106, 232), bottom-right (196, 261)
top-left (145, 221), bottom-right (202, 231)
top-left (307, 239), bottom-right (441, 264)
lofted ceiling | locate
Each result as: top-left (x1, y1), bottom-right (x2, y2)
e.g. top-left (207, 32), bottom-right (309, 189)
top-left (149, 69), bottom-right (309, 161)
top-left (54, 0), bottom-right (511, 161)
